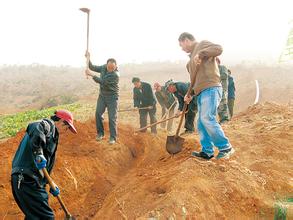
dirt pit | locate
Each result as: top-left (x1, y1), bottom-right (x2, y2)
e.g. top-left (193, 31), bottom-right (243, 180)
top-left (0, 102), bottom-right (292, 219)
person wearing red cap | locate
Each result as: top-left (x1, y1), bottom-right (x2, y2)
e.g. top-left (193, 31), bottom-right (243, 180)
top-left (11, 110), bottom-right (77, 219)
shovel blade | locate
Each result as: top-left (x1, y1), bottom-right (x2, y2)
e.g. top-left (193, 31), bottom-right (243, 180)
top-left (166, 135), bottom-right (185, 154)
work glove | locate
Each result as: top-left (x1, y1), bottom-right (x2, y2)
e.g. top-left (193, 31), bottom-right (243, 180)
top-left (49, 185), bottom-right (60, 197)
top-left (34, 155), bottom-right (47, 170)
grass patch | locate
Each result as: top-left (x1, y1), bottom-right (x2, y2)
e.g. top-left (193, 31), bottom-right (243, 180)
top-left (0, 103), bottom-right (83, 139)
top-left (0, 101), bottom-right (136, 139)
top-left (274, 197), bottom-right (293, 220)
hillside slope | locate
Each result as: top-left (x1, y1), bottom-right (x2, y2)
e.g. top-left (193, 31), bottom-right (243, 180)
top-left (0, 102), bottom-right (292, 219)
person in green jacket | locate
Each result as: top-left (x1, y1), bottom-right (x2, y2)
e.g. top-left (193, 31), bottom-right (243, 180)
top-left (227, 69), bottom-right (236, 118)
top-left (85, 51), bottom-right (119, 144)
top-left (154, 82), bottom-right (176, 132)
top-left (216, 57), bottom-right (230, 124)
top-left (165, 80), bottom-right (197, 134)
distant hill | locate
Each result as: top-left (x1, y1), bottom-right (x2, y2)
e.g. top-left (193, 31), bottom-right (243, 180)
top-left (0, 62), bottom-right (293, 114)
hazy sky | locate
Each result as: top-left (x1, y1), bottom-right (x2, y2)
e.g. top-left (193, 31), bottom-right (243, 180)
top-left (0, 0), bottom-right (292, 66)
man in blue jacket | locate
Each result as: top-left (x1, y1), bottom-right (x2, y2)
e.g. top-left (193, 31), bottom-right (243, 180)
top-left (132, 77), bottom-right (157, 134)
top-left (85, 52), bottom-right (119, 144)
top-left (165, 79), bottom-right (197, 134)
top-left (11, 110), bottom-right (77, 220)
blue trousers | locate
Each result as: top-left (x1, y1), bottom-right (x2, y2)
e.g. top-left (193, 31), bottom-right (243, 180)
top-left (96, 95), bottom-right (118, 140)
top-left (197, 87), bottom-right (231, 156)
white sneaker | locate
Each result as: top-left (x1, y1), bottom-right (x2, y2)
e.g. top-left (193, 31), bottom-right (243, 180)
top-left (216, 148), bottom-right (235, 159)
top-left (96, 135), bottom-right (104, 141)
top-left (109, 138), bottom-right (116, 145)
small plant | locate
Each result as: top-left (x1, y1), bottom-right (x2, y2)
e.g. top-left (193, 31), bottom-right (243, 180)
top-left (274, 197), bottom-right (293, 220)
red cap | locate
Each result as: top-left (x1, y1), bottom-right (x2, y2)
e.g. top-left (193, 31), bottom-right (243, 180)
top-left (55, 110), bottom-right (77, 134)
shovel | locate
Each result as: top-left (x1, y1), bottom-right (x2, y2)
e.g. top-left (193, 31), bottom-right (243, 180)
top-left (42, 168), bottom-right (76, 220)
top-left (134, 112), bottom-right (183, 133)
top-left (80, 7), bottom-right (90, 79)
top-left (118, 106), bottom-right (153, 112)
top-left (165, 63), bottom-right (200, 154)
top-left (165, 104), bottom-right (188, 154)
top-left (161, 101), bottom-right (176, 120)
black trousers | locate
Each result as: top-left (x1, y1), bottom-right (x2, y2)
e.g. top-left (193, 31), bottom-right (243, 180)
top-left (11, 174), bottom-right (54, 220)
top-left (139, 105), bottom-right (157, 133)
top-left (184, 101), bottom-right (197, 132)
top-left (96, 95), bottom-right (118, 140)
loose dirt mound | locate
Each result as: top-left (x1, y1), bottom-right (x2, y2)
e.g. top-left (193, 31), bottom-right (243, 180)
top-left (0, 102), bottom-right (292, 219)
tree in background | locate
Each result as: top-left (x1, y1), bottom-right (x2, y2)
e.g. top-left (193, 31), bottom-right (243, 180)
top-left (280, 20), bottom-right (293, 62)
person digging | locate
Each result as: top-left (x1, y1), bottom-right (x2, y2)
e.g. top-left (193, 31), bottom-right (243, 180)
top-left (85, 52), bottom-right (119, 145)
top-left (178, 32), bottom-right (235, 160)
top-left (165, 79), bottom-right (197, 135)
top-left (11, 110), bottom-right (77, 219)
top-left (153, 82), bottom-right (176, 132)
top-left (132, 77), bottom-right (158, 134)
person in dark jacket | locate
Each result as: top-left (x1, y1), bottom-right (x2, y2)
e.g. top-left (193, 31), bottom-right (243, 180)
top-left (228, 69), bottom-right (236, 118)
top-left (11, 110), bottom-right (77, 220)
top-left (165, 79), bottom-right (197, 134)
top-left (85, 51), bottom-right (119, 144)
top-left (154, 82), bottom-right (176, 132)
top-left (132, 77), bottom-right (157, 134)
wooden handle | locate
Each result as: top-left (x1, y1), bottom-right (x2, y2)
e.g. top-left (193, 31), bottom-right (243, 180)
top-left (85, 12), bottom-right (90, 79)
top-left (175, 103), bottom-right (188, 137)
top-left (138, 106), bottom-right (153, 110)
top-left (118, 106), bottom-right (153, 112)
top-left (42, 168), bottom-right (72, 218)
top-left (86, 12), bottom-right (89, 52)
top-left (85, 57), bottom-right (89, 79)
top-left (161, 101), bottom-right (176, 120)
top-left (135, 112), bottom-right (183, 132)
top-left (174, 63), bottom-right (200, 137)
top-left (118, 108), bottom-right (137, 113)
